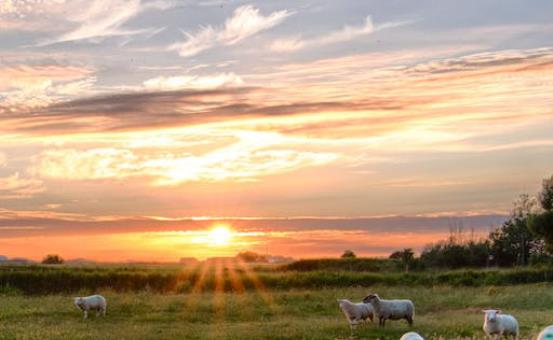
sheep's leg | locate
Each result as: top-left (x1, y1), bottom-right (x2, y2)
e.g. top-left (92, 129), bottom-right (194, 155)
top-left (381, 318), bottom-right (386, 327)
top-left (83, 310), bottom-right (88, 319)
top-left (102, 307), bottom-right (106, 317)
top-left (407, 315), bottom-right (413, 326)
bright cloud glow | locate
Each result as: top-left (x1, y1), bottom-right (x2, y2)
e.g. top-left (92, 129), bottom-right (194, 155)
top-left (33, 131), bottom-right (338, 185)
top-left (143, 72), bottom-right (243, 90)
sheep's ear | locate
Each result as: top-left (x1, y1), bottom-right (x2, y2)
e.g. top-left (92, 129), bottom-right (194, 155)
top-left (496, 309), bottom-right (502, 314)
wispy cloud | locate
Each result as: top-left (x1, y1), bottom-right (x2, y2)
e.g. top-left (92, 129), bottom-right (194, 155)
top-left (0, 173), bottom-right (45, 199)
top-left (33, 131), bottom-right (337, 185)
top-left (170, 5), bottom-right (292, 57)
top-left (269, 16), bottom-right (412, 52)
top-left (34, 0), bottom-right (172, 46)
top-left (0, 64), bottom-right (95, 113)
top-left (143, 72), bottom-right (243, 90)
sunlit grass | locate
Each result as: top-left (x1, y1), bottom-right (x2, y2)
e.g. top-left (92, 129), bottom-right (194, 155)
top-left (3, 285), bottom-right (553, 339)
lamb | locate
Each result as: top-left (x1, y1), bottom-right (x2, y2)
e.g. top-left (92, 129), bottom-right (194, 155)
top-left (337, 299), bottom-right (374, 333)
top-left (362, 293), bottom-right (414, 327)
top-left (482, 309), bottom-right (518, 339)
top-left (537, 325), bottom-right (553, 340)
top-left (74, 295), bottom-right (107, 319)
top-left (400, 331), bottom-right (424, 340)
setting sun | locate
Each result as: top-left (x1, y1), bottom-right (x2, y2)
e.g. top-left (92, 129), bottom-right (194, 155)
top-left (208, 225), bottom-right (233, 246)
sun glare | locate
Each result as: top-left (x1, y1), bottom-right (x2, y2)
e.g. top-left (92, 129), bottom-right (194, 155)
top-left (208, 225), bottom-right (233, 246)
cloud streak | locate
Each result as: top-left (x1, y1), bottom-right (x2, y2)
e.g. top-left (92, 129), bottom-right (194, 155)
top-left (170, 5), bottom-right (292, 57)
top-left (143, 72), bottom-right (243, 90)
top-left (0, 173), bottom-right (45, 199)
top-left (269, 16), bottom-right (412, 52)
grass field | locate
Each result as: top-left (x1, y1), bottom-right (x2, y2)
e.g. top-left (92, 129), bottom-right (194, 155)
top-left (2, 283), bottom-right (553, 339)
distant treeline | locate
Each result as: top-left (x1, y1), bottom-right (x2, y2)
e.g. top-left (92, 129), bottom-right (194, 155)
top-left (4, 264), bottom-right (553, 294)
top-left (392, 175), bottom-right (553, 270)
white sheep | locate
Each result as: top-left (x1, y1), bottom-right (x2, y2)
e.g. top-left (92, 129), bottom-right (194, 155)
top-left (400, 331), bottom-right (424, 340)
top-left (537, 325), bottom-right (553, 340)
top-left (74, 295), bottom-right (107, 319)
top-left (482, 309), bottom-right (518, 339)
top-left (362, 293), bottom-right (414, 327)
top-left (337, 299), bottom-right (374, 334)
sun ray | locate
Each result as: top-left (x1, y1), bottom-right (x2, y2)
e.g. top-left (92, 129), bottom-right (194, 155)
top-left (207, 258), bottom-right (226, 337)
top-left (235, 258), bottom-right (280, 314)
top-left (180, 261), bottom-right (212, 320)
top-left (225, 258), bottom-right (245, 294)
top-left (223, 258), bottom-right (261, 322)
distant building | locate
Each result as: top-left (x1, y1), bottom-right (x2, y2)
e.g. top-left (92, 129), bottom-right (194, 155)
top-left (266, 255), bottom-right (294, 264)
top-left (204, 256), bottom-right (235, 263)
top-left (179, 257), bottom-right (199, 265)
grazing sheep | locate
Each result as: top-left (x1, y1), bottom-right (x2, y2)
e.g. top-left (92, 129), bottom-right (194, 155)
top-left (362, 293), bottom-right (414, 327)
top-left (337, 299), bottom-right (374, 333)
top-left (74, 295), bottom-right (107, 319)
top-left (400, 331), bottom-right (424, 340)
top-left (538, 325), bottom-right (553, 340)
top-left (482, 309), bottom-right (518, 339)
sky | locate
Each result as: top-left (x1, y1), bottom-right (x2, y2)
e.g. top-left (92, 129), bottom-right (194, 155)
top-left (0, 0), bottom-right (552, 261)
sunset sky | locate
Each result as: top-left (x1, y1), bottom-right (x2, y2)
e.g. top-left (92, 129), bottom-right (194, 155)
top-left (1, 0), bottom-right (552, 261)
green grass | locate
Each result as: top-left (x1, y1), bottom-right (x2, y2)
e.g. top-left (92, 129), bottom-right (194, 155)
top-left (1, 284), bottom-right (553, 339)
top-left (5, 263), bottom-right (553, 294)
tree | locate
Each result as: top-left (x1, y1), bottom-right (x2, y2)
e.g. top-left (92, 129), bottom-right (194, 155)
top-left (42, 254), bottom-right (64, 265)
top-left (489, 194), bottom-right (541, 266)
top-left (390, 248), bottom-right (415, 272)
top-left (539, 175), bottom-right (553, 210)
top-left (341, 250), bottom-right (356, 259)
top-left (528, 175), bottom-right (553, 252)
top-left (236, 251), bottom-right (267, 263)
top-left (420, 239), bottom-right (490, 269)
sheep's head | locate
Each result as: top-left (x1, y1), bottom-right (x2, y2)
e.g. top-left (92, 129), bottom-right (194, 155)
top-left (74, 297), bottom-right (84, 309)
top-left (362, 293), bottom-right (379, 304)
top-left (483, 309), bottom-right (501, 323)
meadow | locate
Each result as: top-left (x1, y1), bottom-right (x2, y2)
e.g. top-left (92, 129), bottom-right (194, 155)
top-left (2, 263), bottom-right (553, 339)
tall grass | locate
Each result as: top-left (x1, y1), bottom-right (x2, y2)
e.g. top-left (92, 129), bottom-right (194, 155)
top-left (3, 263), bottom-right (553, 294)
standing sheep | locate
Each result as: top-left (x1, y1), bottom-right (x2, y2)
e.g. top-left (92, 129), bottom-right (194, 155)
top-left (74, 295), bottom-right (107, 319)
top-left (362, 293), bottom-right (414, 327)
top-left (538, 325), bottom-right (553, 340)
top-left (400, 331), bottom-right (424, 340)
top-left (482, 309), bottom-right (518, 339)
top-left (337, 299), bottom-right (374, 334)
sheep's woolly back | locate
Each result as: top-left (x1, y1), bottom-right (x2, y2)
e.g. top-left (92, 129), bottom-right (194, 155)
top-left (366, 295), bottom-right (414, 320)
top-left (400, 331), bottom-right (424, 340)
top-left (337, 299), bottom-right (372, 322)
top-left (75, 295), bottom-right (107, 310)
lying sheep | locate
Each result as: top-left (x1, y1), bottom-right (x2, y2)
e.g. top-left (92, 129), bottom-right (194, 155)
top-left (482, 309), bottom-right (518, 339)
top-left (74, 295), bottom-right (107, 319)
top-left (537, 325), bottom-right (553, 340)
top-left (362, 293), bottom-right (414, 327)
top-left (400, 331), bottom-right (424, 340)
top-left (337, 299), bottom-right (374, 333)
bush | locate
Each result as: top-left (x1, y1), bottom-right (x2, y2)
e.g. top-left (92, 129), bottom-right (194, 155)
top-left (41, 254), bottom-right (64, 265)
